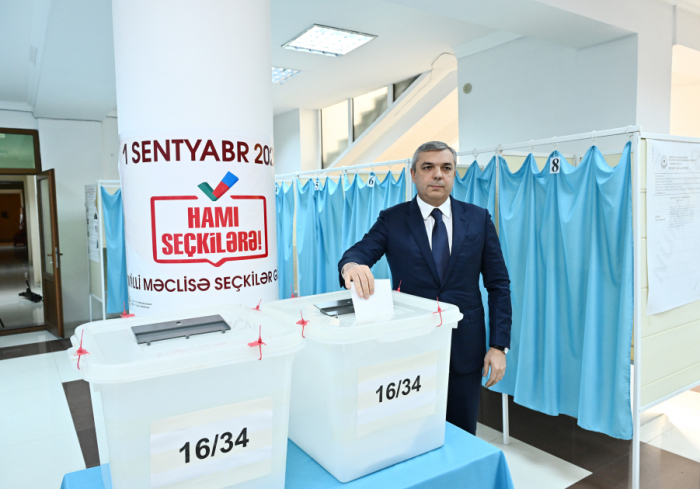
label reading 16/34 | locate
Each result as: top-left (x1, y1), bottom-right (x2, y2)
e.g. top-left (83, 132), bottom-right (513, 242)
top-left (178, 427), bottom-right (249, 464)
top-left (356, 351), bottom-right (438, 438)
top-left (375, 375), bottom-right (422, 403)
top-left (150, 397), bottom-right (273, 489)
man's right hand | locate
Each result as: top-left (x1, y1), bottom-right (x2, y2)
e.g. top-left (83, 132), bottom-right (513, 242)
top-left (343, 263), bottom-right (375, 299)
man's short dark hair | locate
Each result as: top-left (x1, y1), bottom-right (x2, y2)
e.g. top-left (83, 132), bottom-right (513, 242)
top-left (411, 141), bottom-right (457, 171)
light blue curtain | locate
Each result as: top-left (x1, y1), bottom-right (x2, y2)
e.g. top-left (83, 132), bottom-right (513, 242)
top-left (295, 179), bottom-right (318, 296)
top-left (450, 158), bottom-right (498, 355)
top-left (494, 143), bottom-right (634, 440)
top-left (276, 182), bottom-right (294, 299)
top-left (451, 158), bottom-right (497, 215)
top-left (316, 178), bottom-right (344, 293)
top-left (342, 169), bottom-right (406, 280)
top-left (100, 187), bottom-right (128, 314)
top-left (295, 177), bottom-right (345, 295)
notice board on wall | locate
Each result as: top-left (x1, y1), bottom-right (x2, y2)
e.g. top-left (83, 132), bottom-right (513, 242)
top-left (85, 185), bottom-right (100, 263)
top-left (646, 139), bottom-right (700, 314)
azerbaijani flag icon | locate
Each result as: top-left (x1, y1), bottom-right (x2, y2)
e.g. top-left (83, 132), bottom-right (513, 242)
top-left (198, 171), bottom-right (239, 201)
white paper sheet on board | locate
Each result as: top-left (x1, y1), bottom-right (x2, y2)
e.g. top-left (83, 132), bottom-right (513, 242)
top-left (646, 139), bottom-right (700, 314)
top-left (85, 186), bottom-right (100, 263)
top-left (351, 279), bottom-right (394, 323)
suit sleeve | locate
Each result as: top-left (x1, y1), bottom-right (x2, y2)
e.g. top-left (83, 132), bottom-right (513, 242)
top-left (481, 209), bottom-right (512, 349)
top-left (337, 209), bottom-right (390, 288)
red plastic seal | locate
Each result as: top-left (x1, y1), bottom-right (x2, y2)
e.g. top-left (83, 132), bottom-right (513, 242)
top-left (247, 325), bottom-right (266, 360)
top-left (296, 310), bottom-right (309, 338)
top-left (74, 329), bottom-right (90, 370)
top-left (433, 297), bottom-right (444, 327)
top-left (120, 302), bottom-right (135, 318)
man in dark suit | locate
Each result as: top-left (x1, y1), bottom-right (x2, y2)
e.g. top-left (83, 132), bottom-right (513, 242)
top-left (338, 141), bottom-right (511, 436)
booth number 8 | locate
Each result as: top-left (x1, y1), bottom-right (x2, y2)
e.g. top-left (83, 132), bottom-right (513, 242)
top-left (551, 157), bottom-right (561, 174)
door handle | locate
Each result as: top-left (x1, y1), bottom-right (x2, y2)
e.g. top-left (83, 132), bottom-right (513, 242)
top-left (48, 247), bottom-right (63, 270)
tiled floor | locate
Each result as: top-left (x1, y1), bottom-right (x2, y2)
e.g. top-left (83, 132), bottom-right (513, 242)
top-left (1, 330), bottom-right (700, 488)
top-left (477, 387), bottom-right (700, 488)
top-left (0, 342), bottom-right (84, 489)
top-left (0, 330), bottom-right (58, 348)
top-left (645, 390), bottom-right (700, 463)
top-left (476, 423), bottom-right (593, 488)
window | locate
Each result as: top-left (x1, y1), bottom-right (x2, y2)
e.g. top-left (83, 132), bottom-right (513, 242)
top-left (353, 87), bottom-right (388, 140)
top-left (319, 75), bottom-right (419, 167)
top-left (393, 75), bottom-right (419, 102)
top-left (321, 100), bottom-right (349, 167)
top-left (0, 129), bottom-right (41, 174)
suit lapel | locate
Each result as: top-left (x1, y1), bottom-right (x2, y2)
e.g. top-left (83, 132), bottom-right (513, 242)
top-left (405, 198), bottom-right (440, 286)
top-left (443, 196), bottom-right (469, 285)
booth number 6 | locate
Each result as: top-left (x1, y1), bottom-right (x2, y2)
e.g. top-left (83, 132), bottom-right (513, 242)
top-left (550, 157), bottom-right (561, 174)
top-left (368, 175), bottom-right (376, 187)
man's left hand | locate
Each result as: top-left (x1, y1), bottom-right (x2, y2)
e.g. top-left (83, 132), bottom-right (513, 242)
top-left (483, 348), bottom-right (506, 388)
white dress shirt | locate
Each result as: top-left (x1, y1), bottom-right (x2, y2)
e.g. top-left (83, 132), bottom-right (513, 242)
top-left (416, 195), bottom-right (453, 252)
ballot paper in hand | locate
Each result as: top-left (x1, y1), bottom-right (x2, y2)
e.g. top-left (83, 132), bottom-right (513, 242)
top-left (350, 279), bottom-right (394, 323)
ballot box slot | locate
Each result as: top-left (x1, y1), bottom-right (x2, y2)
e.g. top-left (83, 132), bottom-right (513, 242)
top-left (131, 314), bottom-right (231, 345)
top-left (314, 299), bottom-right (355, 317)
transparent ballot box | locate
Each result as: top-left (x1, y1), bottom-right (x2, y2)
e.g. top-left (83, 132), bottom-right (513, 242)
top-left (262, 290), bottom-right (463, 482)
top-left (67, 304), bottom-right (303, 489)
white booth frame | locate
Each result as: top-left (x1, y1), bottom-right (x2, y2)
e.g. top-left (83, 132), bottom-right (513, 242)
top-left (276, 126), bottom-right (700, 489)
top-left (85, 180), bottom-right (121, 322)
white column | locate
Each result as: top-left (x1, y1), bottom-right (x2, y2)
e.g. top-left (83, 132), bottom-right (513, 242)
top-left (112, 0), bottom-right (278, 315)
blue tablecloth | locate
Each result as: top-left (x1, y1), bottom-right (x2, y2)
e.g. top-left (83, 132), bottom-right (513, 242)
top-left (61, 423), bottom-right (514, 489)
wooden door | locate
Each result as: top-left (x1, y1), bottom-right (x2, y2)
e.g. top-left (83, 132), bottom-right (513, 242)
top-left (37, 170), bottom-right (64, 337)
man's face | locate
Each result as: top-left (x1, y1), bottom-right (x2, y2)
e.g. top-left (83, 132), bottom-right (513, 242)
top-left (411, 149), bottom-right (455, 206)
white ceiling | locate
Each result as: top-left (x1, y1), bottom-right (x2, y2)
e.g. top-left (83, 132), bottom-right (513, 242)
top-left (0, 0), bottom-right (633, 122)
top-left (270, 0), bottom-right (495, 114)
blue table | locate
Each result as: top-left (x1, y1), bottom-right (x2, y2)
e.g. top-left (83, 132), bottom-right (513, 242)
top-left (61, 423), bottom-right (514, 489)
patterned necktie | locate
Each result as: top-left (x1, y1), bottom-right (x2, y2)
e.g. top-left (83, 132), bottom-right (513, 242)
top-left (431, 208), bottom-right (450, 283)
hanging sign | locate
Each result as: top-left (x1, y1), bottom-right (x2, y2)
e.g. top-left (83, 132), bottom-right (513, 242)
top-left (119, 133), bottom-right (278, 315)
top-left (367, 174), bottom-right (376, 187)
top-left (549, 156), bottom-right (561, 174)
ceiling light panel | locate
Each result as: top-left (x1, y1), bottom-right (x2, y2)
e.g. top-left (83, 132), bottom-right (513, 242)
top-left (272, 67), bottom-right (301, 84)
top-left (282, 24), bottom-right (376, 57)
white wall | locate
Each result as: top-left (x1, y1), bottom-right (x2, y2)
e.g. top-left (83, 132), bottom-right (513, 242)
top-left (671, 82), bottom-right (700, 138)
top-left (458, 35), bottom-right (637, 151)
top-left (670, 44), bottom-right (700, 138)
top-left (273, 108), bottom-right (320, 175)
top-left (38, 118), bottom-right (105, 332)
top-left (0, 109), bottom-right (39, 130)
top-left (537, 0), bottom-right (675, 134)
top-left (677, 9), bottom-right (700, 53)
top-left (299, 109), bottom-right (320, 171)
top-left (273, 110), bottom-right (301, 176)
top-left (101, 116), bottom-right (119, 180)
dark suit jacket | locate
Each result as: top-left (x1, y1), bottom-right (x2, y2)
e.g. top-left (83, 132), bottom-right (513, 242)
top-left (338, 196), bottom-right (512, 375)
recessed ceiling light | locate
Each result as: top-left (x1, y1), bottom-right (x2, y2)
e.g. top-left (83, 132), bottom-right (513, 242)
top-left (282, 24), bottom-right (376, 57)
top-left (272, 67), bottom-right (301, 84)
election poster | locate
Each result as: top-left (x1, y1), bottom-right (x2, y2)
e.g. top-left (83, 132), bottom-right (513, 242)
top-left (119, 133), bottom-right (278, 316)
